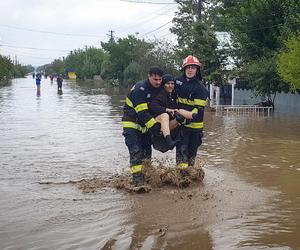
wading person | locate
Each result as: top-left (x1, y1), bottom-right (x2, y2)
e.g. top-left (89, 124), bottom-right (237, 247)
top-left (35, 74), bottom-right (41, 95)
top-left (175, 55), bottom-right (209, 176)
top-left (50, 74), bottom-right (54, 83)
top-left (57, 74), bottom-right (63, 93)
top-left (122, 67), bottom-right (163, 186)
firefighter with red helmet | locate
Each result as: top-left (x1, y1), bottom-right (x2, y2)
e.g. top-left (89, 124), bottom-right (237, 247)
top-left (122, 67), bottom-right (164, 186)
top-left (175, 55), bottom-right (209, 175)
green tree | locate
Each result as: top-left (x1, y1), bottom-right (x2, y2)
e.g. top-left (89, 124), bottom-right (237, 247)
top-left (139, 39), bottom-right (178, 77)
top-left (40, 59), bottom-right (65, 75)
top-left (25, 64), bottom-right (35, 73)
top-left (64, 47), bottom-right (106, 79)
top-left (171, 0), bottom-right (227, 85)
top-left (0, 55), bottom-right (13, 80)
top-left (13, 64), bottom-right (30, 78)
top-left (82, 57), bottom-right (98, 79)
top-left (51, 59), bottom-right (65, 75)
top-left (277, 33), bottom-right (300, 91)
top-left (123, 61), bottom-right (143, 86)
top-left (64, 49), bottom-right (85, 78)
top-left (101, 35), bottom-right (153, 85)
top-left (215, 0), bottom-right (300, 102)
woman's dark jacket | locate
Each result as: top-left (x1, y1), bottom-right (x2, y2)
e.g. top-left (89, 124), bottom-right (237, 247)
top-left (149, 89), bottom-right (178, 117)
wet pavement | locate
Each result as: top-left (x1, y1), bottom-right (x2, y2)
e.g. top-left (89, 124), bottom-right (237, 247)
top-left (0, 77), bottom-right (299, 249)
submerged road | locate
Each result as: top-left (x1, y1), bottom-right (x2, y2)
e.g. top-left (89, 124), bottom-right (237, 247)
top-left (0, 77), bottom-right (300, 249)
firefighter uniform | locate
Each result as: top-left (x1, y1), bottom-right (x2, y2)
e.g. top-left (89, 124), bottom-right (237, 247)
top-left (122, 79), bottom-right (161, 175)
top-left (175, 59), bottom-right (209, 170)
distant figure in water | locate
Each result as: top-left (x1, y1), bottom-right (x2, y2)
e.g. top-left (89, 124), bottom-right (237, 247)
top-left (49, 74), bottom-right (54, 83)
top-left (57, 74), bottom-right (63, 94)
top-left (32, 72), bottom-right (35, 78)
top-left (35, 74), bottom-right (41, 96)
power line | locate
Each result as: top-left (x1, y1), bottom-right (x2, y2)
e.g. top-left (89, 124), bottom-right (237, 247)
top-left (153, 25), bottom-right (172, 34)
top-left (1, 51), bottom-right (55, 60)
top-left (1, 44), bottom-right (70, 52)
top-left (1, 47), bottom-right (65, 59)
top-left (159, 31), bottom-right (174, 38)
top-left (139, 20), bottom-right (172, 37)
top-left (0, 23), bottom-right (103, 38)
top-left (115, 4), bottom-right (176, 32)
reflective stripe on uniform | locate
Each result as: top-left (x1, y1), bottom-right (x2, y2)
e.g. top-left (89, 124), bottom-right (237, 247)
top-left (125, 97), bottom-right (134, 108)
top-left (145, 118), bottom-right (157, 128)
top-left (178, 163), bottom-right (188, 169)
top-left (184, 122), bottom-right (204, 129)
top-left (191, 108), bottom-right (198, 114)
top-left (194, 98), bottom-right (206, 107)
top-left (122, 121), bottom-right (148, 133)
top-left (177, 97), bottom-right (194, 106)
top-left (130, 164), bottom-right (143, 174)
top-left (135, 103), bottom-right (148, 113)
top-left (177, 97), bottom-right (206, 107)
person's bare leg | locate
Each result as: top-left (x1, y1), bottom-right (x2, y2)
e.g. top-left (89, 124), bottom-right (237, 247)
top-left (155, 113), bottom-right (179, 149)
top-left (169, 119), bottom-right (178, 131)
top-left (155, 113), bottom-right (170, 137)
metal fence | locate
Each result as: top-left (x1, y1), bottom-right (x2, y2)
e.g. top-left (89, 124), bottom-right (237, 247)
top-left (213, 105), bottom-right (273, 116)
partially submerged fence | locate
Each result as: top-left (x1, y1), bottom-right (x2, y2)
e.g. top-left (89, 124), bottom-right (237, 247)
top-left (213, 105), bottom-right (273, 116)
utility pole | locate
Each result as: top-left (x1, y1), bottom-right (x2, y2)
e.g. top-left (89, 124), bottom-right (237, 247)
top-left (197, 0), bottom-right (203, 20)
top-left (107, 30), bottom-right (115, 42)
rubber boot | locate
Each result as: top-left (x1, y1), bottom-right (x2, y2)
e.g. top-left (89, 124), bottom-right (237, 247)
top-left (165, 135), bottom-right (177, 150)
top-left (132, 172), bottom-right (145, 187)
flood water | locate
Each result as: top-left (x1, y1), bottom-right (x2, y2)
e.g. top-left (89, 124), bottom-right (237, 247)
top-left (0, 77), bottom-right (300, 250)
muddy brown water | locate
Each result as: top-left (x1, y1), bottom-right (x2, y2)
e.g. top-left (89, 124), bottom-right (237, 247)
top-left (0, 77), bottom-right (299, 250)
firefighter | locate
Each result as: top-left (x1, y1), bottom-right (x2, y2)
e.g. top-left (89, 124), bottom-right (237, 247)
top-left (175, 55), bottom-right (209, 176)
top-left (122, 67), bottom-right (164, 186)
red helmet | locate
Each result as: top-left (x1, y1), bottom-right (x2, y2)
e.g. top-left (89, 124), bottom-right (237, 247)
top-left (181, 55), bottom-right (202, 70)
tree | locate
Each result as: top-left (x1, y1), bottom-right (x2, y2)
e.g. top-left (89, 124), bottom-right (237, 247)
top-left (40, 59), bottom-right (65, 75)
top-left (25, 65), bottom-right (35, 73)
top-left (171, 0), bottom-right (227, 85)
top-left (0, 55), bottom-right (13, 80)
top-left (64, 47), bottom-right (107, 79)
top-left (139, 39), bottom-right (178, 77)
top-left (82, 57), bottom-right (98, 79)
top-left (101, 35), bottom-right (153, 85)
top-left (123, 61), bottom-right (143, 86)
top-left (277, 33), bottom-right (300, 91)
top-left (13, 64), bottom-right (30, 78)
top-left (64, 49), bottom-right (85, 78)
top-left (215, 0), bottom-right (300, 103)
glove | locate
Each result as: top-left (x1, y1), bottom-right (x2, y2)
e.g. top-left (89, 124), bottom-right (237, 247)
top-left (149, 123), bottom-right (161, 136)
top-left (174, 111), bottom-right (186, 124)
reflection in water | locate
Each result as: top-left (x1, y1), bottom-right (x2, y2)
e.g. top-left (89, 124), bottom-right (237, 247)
top-left (36, 84), bottom-right (41, 97)
top-left (0, 77), bottom-right (300, 249)
top-left (126, 190), bottom-right (214, 250)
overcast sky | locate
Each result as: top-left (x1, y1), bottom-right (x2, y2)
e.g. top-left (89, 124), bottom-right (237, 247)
top-left (0, 0), bottom-right (177, 66)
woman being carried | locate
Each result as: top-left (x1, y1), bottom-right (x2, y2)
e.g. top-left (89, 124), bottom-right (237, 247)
top-left (149, 74), bottom-right (192, 152)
